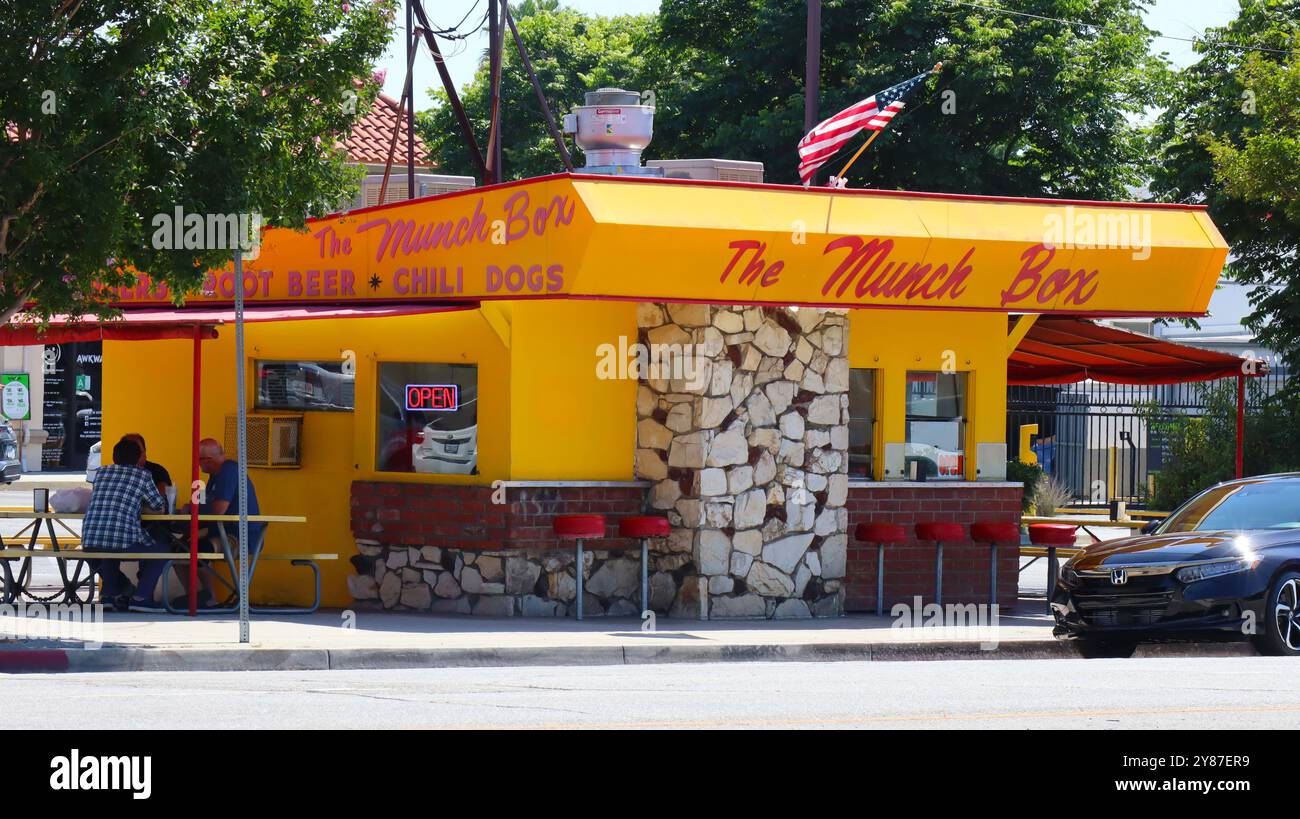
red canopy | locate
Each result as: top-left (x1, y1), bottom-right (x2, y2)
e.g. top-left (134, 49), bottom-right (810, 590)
top-left (0, 303), bottom-right (475, 346)
top-left (1009, 317), bottom-right (1263, 385)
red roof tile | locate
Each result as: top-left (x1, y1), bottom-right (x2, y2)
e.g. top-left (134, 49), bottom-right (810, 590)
top-left (343, 92), bottom-right (432, 167)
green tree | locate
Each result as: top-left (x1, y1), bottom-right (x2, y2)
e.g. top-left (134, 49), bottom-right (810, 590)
top-left (0, 0), bottom-right (395, 323)
top-left (1150, 1), bottom-right (1300, 368)
top-left (418, 4), bottom-right (672, 179)
top-left (421, 0), bottom-right (1168, 195)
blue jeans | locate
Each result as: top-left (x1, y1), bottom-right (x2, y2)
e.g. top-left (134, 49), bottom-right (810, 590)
top-left (93, 537), bottom-right (172, 602)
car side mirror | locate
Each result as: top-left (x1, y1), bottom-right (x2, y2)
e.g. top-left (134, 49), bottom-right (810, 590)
top-left (1140, 520), bottom-right (1159, 535)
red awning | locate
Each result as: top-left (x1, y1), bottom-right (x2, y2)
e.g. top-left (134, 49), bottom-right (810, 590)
top-left (1009, 317), bottom-right (1264, 385)
top-left (0, 302), bottom-right (476, 346)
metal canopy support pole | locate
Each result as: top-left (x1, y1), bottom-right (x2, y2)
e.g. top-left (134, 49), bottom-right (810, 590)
top-left (504, 3), bottom-right (573, 172)
top-left (234, 250), bottom-right (250, 643)
top-left (804, 0), bottom-right (821, 134)
top-left (409, 0), bottom-right (487, 179)
top-left (486, 0), bottom-right (502, 183)
top-left (405, 0), bottom-right (416, 200)
top-left (1236, 373), bottom-right (1246, 479)
top-left (189, 326), bottom-right (202, 616)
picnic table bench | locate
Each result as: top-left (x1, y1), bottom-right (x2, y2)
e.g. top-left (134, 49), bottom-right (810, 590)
top-left (0, 511), bottom-right (334, 613)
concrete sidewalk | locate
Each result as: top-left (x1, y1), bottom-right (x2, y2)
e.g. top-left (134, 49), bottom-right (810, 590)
top-left (0, 599), bottom-right (1255, 673)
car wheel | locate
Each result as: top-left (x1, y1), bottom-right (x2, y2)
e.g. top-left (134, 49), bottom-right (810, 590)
top-left (1072, 637), bottom-right (1138, 659)
top-left (1254, 571), bottom-right (1300, 657)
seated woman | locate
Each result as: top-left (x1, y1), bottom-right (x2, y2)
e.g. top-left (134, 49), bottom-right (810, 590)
top-left (82, 438), bottom-right (171, 612)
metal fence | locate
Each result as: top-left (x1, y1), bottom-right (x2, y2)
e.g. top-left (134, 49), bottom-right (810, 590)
top-left (1007, 359), bottom-right (1291, 508)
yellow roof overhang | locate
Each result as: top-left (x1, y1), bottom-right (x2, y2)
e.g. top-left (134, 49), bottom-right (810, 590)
top-left (111, 173), bottom-right (1227, 317)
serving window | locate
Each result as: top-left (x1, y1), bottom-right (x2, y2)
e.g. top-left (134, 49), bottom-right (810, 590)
top-left (847, 369), bottom-right (876, 478)
top-left (255, 360), bottom-right (354, 412)
top-left (375, 362), bottom-right (478, 474)
top-left (905, 371), bottom-right (966, 479)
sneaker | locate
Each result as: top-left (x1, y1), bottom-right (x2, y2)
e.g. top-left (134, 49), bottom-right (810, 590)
top-left (127, 598), bottom-right (165, 613)
top-left (113, 594), bottom-right (131, 613)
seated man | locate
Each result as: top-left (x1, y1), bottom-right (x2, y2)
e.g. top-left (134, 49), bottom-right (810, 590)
top-left (175, 438), bottom-right (263, 607)
top-left (83, 438), bottom-right (170, 612)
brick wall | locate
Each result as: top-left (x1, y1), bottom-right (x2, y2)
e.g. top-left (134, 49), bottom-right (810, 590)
top-left (845, 484), bottom-right (1022, 611)
top-left (350, 481), bottom-right (646, 551)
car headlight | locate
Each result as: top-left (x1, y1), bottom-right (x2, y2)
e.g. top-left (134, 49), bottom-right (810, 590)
top-left (1175, 556), bottom-right (1258, 584)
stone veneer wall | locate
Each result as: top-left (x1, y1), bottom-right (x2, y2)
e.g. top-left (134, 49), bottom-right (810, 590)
top-left (844, 484), bottom-right (1023, 610)
top-left (634, 304), bottom-right (850, 619)
top-left (348, 482), bottom-right (648, 617)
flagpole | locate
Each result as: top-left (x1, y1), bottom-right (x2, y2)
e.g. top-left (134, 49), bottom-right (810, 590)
top-left (832, 61), bottom-right (943, 186)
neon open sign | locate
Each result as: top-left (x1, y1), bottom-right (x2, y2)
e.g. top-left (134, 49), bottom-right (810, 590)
top-left (405, 384), bottom-right (459, 412)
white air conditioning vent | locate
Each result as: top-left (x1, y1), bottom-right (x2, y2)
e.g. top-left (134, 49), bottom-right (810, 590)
top-left (352, 173), bottom-right (476, 210)
top-left (645, 159), bottom-right (764, 183)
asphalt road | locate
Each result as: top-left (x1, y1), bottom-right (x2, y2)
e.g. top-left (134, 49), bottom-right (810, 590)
top-left (5, 656), bottom-right (1300, 729)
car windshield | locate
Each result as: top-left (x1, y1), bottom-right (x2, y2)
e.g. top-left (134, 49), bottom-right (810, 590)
top-left (1159, 480), bottom-right (1300, 533)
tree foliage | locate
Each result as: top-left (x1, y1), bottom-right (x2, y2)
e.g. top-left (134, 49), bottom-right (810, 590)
top-left (0, 0), bottom-right (395, 322)
top-left (1150, 0), bottom-right (1300, 369)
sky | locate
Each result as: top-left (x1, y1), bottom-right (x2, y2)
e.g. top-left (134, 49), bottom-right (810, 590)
top-left (377, 0), bottom-right (1243, 112)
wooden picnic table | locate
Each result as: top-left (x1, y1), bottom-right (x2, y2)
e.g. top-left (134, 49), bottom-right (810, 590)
top-left (0, 510), bottom-right (325, 613)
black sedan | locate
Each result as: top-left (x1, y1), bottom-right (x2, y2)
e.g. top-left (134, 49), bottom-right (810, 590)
top-left (1053, 473), bottom-right (1300, 657)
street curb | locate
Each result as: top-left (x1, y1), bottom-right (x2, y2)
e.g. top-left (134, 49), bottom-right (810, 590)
top-left (0, 637), bottom-right (1260, 673)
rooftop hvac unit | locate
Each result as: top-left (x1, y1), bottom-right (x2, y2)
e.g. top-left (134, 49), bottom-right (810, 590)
top-left (562, 87), bottom-right (663, 176)
top-left (352, 173), bottom-right (476, 210)
top-left (225, 414), bottom-right (303, 469)
top-left (645, 159), bottom-right (765, 183)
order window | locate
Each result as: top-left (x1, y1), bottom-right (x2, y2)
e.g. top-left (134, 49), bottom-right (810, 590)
top-left (905, 371), bottom-right (966, 479)
top-left (255, 360), bottom-right (354, 412)
top-left (376, 362), bottom-right (478, 474)
top-left (847, 369), bottom-right (876, 478)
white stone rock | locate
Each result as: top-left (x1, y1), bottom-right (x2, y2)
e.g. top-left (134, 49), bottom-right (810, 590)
top-left (821, 324), bottom-right (845, 355)
top-left (807, 395), bottom-right (841, 425)
top-left (664, 403), bottom-right (693, 433)
top-left (668, 302), bottom-right (711, 327)
top-left (727, 465), bottom-right (754, 494)
top-left (765, 483), bottom-right (785, 505)
top-left (634, 448), bottom-right (668, 480)
top-left (783, 359), bottom-right (805, 382)
top-left (696, 530), bottom-right (731, 576)
top-left (433, 572), bottom-right (460, 599)
top-left (401, 584), bottom-right (433, 609)
top-left (460, 566), bottom-right (483, 594)
top-left (764, 381), bottom-right (796, 415)
top-left (809, 350), bottom-right (829, 374)
top-left (733, 529), bottom-right (763, 556)
top-left (795, 308), bottom-right (824, 333)
top-left (697, 467), bottom-right (726, 497)
top-left (778, 438), bottom-right (806, 467)
top-left (748, 427), bottom-right (779, 449)
top-left (710, 593), bottom-right (767, 619)
top-left (742, 308), bottom-right (763, 332)
top-left (732, 488), bottom-right (767, 528)
top-left (704, 502), bottom-right (733, 528)
top-left (824, 357), bottom-right (849, 393)
top-left (762, 532), bottom-right (814, 574)
top-left (709, 360), bottom-right (734, 397)
top-left (347, 574), bottom-right (378, 600)
top-left (386, 549), bottom-right (408, 569)
top-left (785, 499), bottom-right (815, 532)
top-left (745, 561), bottom-right (795, 596)
top-left (477, 555), bottom-right (502, 581)
top-left (756, 355), bottom-right (785, 385)
top-left (800, 368), bottom-right (824, 393)
top-left (805, 428), bottom-right (830, 448)
top-left (708, 575), bottom-right (734, 595)
top-left (473, 596), bottom-right (515, 617)
top-left (636, 385), bottom-right (657, 417)
top-left (699, 326), bottom-right (725, 358)
top-left (650, 478), bottom-right (682, 509)
top-left (830, 424), bottom-right (849, 450)
top-left (820, 534), bottom-right (848, 579)
top-left (705, 427), bottom-right (748, 467)
top-left (713, 310), bottom-right (745, 333)
top-left (754, 320), bottom-right (792, 357)
top-left (827, 473), bottom-right (849, 507)
top-left (753, 450), bottom-right (778, 485)
top-left (793, 563), bottom-right (812, 597)
top-left (637, 418), bottom-right (673, 450)
top-left (587, 558), bottom-right (639, 598)
top-left (637, 302), bottom-right (665, 328)
top-left (795, 336), bottom-right (814, 364)
top-left (779, 411), bottom-right (805, 440)
top-left (647, 323), bottom-right (690, 347)
top-left (806, 472), bottom-right (828, 492)
top-left (668, 432), bottom-right (706, 468)
top-left (730, 550), bottom-right (754, 578)
top-left (739, 345), bottom-right (762, 372)
top-left (814, 506), bottom-right (839, 536)
top-left (698, 396), bottom-right (733, 429)
top-left (674, 498), bottom-right (705, 527)
top-left (745, 392), bottom-right (776, 427)
top-left (774, 599), bottom-right (812, 619)
top-left (804, 550), bottom-right (822, 577)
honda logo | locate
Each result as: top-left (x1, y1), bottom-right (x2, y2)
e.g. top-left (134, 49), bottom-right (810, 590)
top-left (1110, 568), bottom-right (1129, 586)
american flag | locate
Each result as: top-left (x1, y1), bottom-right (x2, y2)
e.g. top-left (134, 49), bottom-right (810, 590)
top-left (797, 69), bottom-right (934, 186)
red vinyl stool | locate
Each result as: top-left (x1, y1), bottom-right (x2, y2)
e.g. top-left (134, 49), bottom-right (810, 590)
top-left (913, 523), bottom-right (966, 606)
top-left (553, 514), bottom-right (607, 620)
top-left (1028, 523), bottom-right (1078, 614)
top-left (619, 516), bottom-right (670, 615)
top-left (854, 523), bottom-right (907, 617)
top-left (970, 522), bottom-right (1021, 606)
